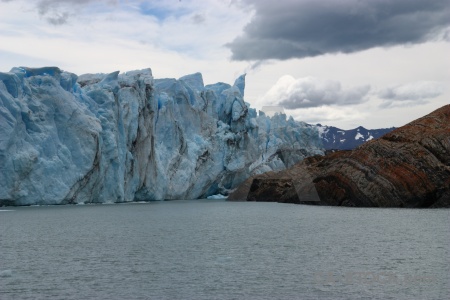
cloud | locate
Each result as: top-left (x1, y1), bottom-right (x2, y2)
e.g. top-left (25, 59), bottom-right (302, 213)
top-left (33, 0), bottom-right (206, 26)
top-left (191, 13), bottom-right (206, 24)
top-left (228, 0), bottom-right (450, 60)
top-left (46, 12), bottom-right (70, 25)
top-left (0, 0), bottom-right (250, 77)
top-left (286, 106), bottom-right (368, 126)
top-left (377, 81), bottom-right (445, 108)
top-left (378, 81), bottom-right (445, 100)
top-left (32, 0), bottom-right (117, 25)
top-left (262, 75), bottom-right (370, 109)
top-left (11, 0), bottom-right (232, 31)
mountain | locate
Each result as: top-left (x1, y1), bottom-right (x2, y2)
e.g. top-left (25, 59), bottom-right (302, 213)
top-left (315, 124), bottom-right (395, 150)
top-left (0, 67), bottom-right (323, 206)
top-left (229, 105), bottom-right (450, 208)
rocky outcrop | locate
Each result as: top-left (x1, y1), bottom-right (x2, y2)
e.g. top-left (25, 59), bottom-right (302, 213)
top-left (0, 67), bottom-right (323, 206)
top-left (229, 105), bottom-right (450, 208)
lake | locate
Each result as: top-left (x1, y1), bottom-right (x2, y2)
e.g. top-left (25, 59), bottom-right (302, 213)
top-left (1, 200), bottom-right (449, 299)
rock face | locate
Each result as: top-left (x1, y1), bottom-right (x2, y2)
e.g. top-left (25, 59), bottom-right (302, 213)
top-left (229, 105), bottom-right (450, 208)
top-left (0, 67), bottom-right (323, 205)
top-left (246, 178), bottom-right (300, 202)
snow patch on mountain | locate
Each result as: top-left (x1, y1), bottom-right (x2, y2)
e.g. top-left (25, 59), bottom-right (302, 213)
top-left (355, 132), bottom-right (364, 140)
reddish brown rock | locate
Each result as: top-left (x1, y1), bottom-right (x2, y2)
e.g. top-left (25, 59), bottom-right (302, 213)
top-left (229, 105), bottom-right (450, 208)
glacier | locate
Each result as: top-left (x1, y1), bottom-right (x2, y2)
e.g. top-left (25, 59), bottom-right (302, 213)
top-left (0, 67), bottom-right (323, 205)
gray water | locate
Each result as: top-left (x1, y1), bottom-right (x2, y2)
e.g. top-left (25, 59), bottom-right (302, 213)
top-left (0, 200), bottom-right (449, 300)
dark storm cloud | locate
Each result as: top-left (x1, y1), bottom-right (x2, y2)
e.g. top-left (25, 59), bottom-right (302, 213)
top-left (228, 0), bottom-right (450, 60)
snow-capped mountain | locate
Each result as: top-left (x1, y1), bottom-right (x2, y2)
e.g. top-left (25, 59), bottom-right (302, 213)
top-left (316, 125), bottom-right (395, 150)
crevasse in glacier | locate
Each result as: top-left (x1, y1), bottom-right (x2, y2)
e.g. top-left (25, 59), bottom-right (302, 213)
top-left (0, 67), bottom-right (323, 205)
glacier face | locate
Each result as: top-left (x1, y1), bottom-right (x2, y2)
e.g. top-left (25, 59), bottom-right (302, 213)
top-left (0, 67), bottom-right (323, 205)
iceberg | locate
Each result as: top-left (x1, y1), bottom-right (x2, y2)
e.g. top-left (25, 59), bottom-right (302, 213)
top-left (206, 194), bottom-right (228, 200)
top-left (0, 67), bottom-right (323, 205)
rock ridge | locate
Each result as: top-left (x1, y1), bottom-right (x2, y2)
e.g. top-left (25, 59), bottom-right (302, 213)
top-left (229, 105), bottom-right (450, 208)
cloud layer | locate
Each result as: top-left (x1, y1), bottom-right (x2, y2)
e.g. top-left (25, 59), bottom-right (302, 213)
top-left (377, 81), bottom-right (445, 108)
top-left (262, 75), bottom-right (370, 109)
top-left (286, 106), bottom-right (368, 125)
top-left (378, 81), bottom-right (444, 101)
top-left (228, 0), bottom-right (450, 60)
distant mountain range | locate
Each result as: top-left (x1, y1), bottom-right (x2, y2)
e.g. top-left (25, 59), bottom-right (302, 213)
top-left (314, 125), bottom-right (396, 150)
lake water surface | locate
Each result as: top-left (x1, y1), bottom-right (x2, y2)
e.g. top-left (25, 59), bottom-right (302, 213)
top-left (1, 200), bottom-right (449, 299)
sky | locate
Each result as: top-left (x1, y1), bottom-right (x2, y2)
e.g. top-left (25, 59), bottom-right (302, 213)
top-left (0, 0), bottom-right (449, 129)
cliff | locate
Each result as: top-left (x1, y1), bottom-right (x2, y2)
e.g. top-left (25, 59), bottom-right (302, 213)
top-left (229, 105), bottom-right (450, 208)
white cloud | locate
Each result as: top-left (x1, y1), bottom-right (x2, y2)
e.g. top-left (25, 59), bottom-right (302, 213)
top-left (377, 81), bottom-right (445, 108)
top-left (378, 81), bottom-right (444, 100)
top-left (261, 75), bottom-right (370, 109)
top-left (286, 106), bottom-right (369, 126)
top-left (0, 0), bottom-right (250, 81)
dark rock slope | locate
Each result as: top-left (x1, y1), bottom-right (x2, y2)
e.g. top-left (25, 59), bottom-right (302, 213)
top-left (229, 105), bottom-right (450, 208)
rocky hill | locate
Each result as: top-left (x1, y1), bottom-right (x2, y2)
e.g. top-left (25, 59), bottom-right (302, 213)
top-left (229, 105), bottom-right (450, 208)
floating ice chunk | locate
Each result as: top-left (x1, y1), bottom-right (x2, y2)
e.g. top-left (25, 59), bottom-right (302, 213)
top-left (207, 194), bottom-right (228, 199)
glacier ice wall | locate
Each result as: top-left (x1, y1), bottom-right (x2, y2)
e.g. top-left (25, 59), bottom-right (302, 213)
top-left (0, 67), bottom-right (323, 205)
